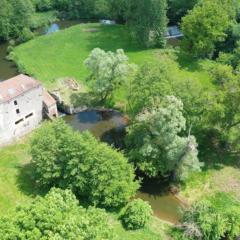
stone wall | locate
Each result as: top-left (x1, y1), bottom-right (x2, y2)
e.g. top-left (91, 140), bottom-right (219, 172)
top-left (0, 86), bottom-right (43, 146)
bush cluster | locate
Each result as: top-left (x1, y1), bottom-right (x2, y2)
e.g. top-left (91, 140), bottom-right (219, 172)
top-left (120, 199), bottom-right (153, 230)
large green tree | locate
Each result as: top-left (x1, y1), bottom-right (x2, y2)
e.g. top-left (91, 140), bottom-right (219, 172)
top-left (85, 48), bottom-right (135, 103)
top-left (0, 0), bottom-right (34, 41)
top-left (127, 52), bottom-right (210, 135)
top-left (181, 0), bottom-right (235, 58)
top-left (126, 96), bottom-right (202, 179)
top-left (31, 120), bottom-right (139, 208)
top-left (127, 0), bottom-right (167, 47)
top-left (0, 188), bottom-right (113, 239)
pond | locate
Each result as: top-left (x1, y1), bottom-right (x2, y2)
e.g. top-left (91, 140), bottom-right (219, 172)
top-left (64, 110), bottom-right (184, 224)
top-left (0, 20), bottom-right (83, 81)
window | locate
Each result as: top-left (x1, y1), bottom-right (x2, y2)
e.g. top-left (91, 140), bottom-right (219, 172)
top-left (25, 113), bottom-right (33, 119)
top-left (15, 118), bottom-right (23, 125)
top-left (14, 100), bottom-right (18, 105)
top-left (16, 109), bottom-right (20, 114)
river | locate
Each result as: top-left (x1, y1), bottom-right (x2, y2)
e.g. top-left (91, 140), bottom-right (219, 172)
top-left (0, 21), bottom-right (184, 224)
top-left (64, 110), bottom-right (184, 224)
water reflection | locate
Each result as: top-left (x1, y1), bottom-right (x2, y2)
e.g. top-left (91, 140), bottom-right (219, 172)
top-left (64, 110), bottom-right (184, 223)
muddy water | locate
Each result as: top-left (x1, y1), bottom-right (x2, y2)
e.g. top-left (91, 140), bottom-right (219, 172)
top-left (64, 110), bottom-right (184, 224)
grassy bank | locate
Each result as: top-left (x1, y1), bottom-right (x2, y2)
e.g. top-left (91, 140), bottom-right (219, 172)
top-left (12, 23), bottom-right (211, 105)
top-left (180, 165), bottom-right (240, 203)
top-left (0, 137), bottom-right (170, 239)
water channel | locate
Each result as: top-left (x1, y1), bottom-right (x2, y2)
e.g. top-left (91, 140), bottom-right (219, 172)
top-left (64, 110), bottom-right (185, 224)
top-left (0, 21), bottom-right (184, 224)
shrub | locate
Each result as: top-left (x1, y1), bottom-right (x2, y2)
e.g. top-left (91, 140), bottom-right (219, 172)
top-left (177, 193), bottom-right (240, 240)
top-left (120, 199), bottom-right (153, 230)
top-left (30, 119), bottom-right (139, 208)
top-left (0, 188), bottom-right (113, 239)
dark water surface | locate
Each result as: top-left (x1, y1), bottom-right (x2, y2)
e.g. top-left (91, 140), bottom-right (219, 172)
top-left (0, 42), bottom-right (18, 81)
top-left (64, 110), bottom-right (184, 223)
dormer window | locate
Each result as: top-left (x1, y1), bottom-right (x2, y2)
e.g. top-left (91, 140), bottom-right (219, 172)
top-left (14, 100), bottom-right (18, 105)
top-left (16, 109), bottom-right (20, 114)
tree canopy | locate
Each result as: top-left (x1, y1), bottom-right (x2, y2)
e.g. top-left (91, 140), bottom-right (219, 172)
top-left (127, 0), bottom-right (167, 47)
top-left (0, 188), bottom-right (113, 240)
top-left (126, 95), bottom-right (202, 179)
top-left (181, 0), bottom-right (235, 58)
top-left (30, 119), bottom-right (139, 208)
top-left (85, 48), bottom-right (135, 103)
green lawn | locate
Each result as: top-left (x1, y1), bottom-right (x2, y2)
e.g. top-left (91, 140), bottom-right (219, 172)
top-left (0, 136), bottom-right (169, 239)
top-left (12, 23), bottom-right (211, 104)
top-left (0, 139), bottom-right (33, 216)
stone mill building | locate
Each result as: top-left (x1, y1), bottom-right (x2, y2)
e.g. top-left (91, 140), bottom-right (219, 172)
top-left (0, 74), bottom-right (58, 146)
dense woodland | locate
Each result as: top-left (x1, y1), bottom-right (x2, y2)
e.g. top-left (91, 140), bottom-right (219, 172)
top-left (0, 0), bottom-right (240, 239)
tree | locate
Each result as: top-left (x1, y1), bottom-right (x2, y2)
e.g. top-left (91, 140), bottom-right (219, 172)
top-left (126, 96), bottom-right (202, 179)
top-left (0, 188), bottom-right (113, 239)
top-left (30, 119), bottom-right (139, 208)
top-left (127, 53), bottom-right (211, 137)
top-left (127, 0), bottom-right (167, 47)
top-left (181, 0), bottom-right (233, 58)
top-left (208, 63), bottom-right (235, 86)
top-left (127, 50), bottom-right (179, 117)
top-left (167, 0), bottom-right (198, 24)
top-left (85, 48), bottom-right (135, 103)
top-left (120, 199), bottom-right (153, 230)
top-left (0, 0), bottom-right (34, 41)
top-left (35, 0), bottom-right (54, 11)
top-left (66, 0), bottom-right (96, 19)
top-left (176, 193), bottom-right (240, 240)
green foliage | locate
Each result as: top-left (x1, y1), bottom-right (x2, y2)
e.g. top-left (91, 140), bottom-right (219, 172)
top-left (127, 0), bottom-right (167, 47)
top-left (30, 119), bottom-right (139, 208)
top-left (66, 0), bottom-right (96, 19)
top-left (120, 199), bottom-right (153, 230)
top-left (35, 0), bottom-right (54, 11)
top-left (85, 48), bottom-right (135, 103)
top-left (126, 95), bottom-right (202, 179)
top-left (177, 193), bottom-right (240, 240)
top-left (209, 63), bottom-right (235, 85)
top-left (218, 40), bottom-right (240, 69)
top-left (0, 188), bottom-right (113, 239)
top-left (181, 0), bottom-right (233, 58)
top-left (127, 51), bottom-right (179, 117)
top-left (167, 0), bottom-right (198, 24)
top-left (0, 0), bottom-right (34, 41)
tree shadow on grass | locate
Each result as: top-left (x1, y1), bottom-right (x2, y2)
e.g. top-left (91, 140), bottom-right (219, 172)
top-left (16, 163), bottom-right (48, 198)
top-left (176, 49), bottom-right (203, 72)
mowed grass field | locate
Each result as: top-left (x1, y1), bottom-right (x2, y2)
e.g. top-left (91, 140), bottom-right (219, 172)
top-left (12, 23), bottom-right (212, 104)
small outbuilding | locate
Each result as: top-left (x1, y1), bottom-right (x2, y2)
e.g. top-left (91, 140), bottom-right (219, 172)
top-left (43, 90), bottom-right (58, 119)
top-left (165, 26), bottom-right (183, 39)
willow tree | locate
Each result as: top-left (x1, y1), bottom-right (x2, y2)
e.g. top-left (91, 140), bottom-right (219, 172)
top-left (126, 96), bottom-right (202, 180)
top-left (127, 0), bottom-right (167, 47)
